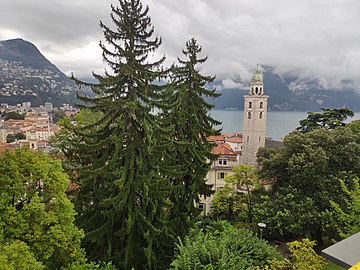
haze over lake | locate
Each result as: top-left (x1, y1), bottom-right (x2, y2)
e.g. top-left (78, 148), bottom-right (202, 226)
top-left (211, 110), bottom-right (360, 140)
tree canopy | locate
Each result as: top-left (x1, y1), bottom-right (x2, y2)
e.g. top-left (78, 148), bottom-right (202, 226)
top-left (347, 119), bottom-right (360, 133)
top-left (67, 0), bottom-right (171, 269)
top-left (170, 221), bottom-right (281, 270)
top-left (4, 111), bottom-right (25, 120)
top-left (211, 164), bottom-right (261, 225)
top-left (0, 148), bottom-right (84, 269)
top-left (296, 107), bottom-right (354, 133)
top-left (161, 38), bottom-right (220, 238)
top-left (255, 127), bottom-right (360, 243)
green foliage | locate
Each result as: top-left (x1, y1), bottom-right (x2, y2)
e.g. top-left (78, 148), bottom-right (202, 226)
top-left (255, 128), bottom-right (360, 242)
top-left (225, 164), bottom-right (260, 223)
top-left (5, 134), bottom-right (15, 143)
top-left (324, 261), bottom-right (344, 270)
top-left (253, 239), bottom-right (326, 270)
top-left (210, 185), bottom-right (242, 221)
top-left (211, 165), bottom-right (261, 224)
top-left (347, 119), bottom-right (360, 133)
top-left (0, 240), bottom-right (45, 270)
top-left (4, 111), bottom-right (25, 120)
top-left (170, 221), bottom-right (281, 270)
top-left (6, 133), bottom-right (27, 142)
top-left (15, 132), bottom-right (26, 140)
top-left (326, 176), bottom-right (360, 238)
top-left (51, 108), bottom-right (66, 123)
top-left (49, 109), bottom-right (103, 163)
top-left (287, 239), bottom-right (326, 269)
top-left (161, 38), bottom-right (220, 239)
top-left (0, 148), bottom-right (84, 269)
top-left (297, 107), bottom-right (354, 133)
top-left (66, 1), bottom-right (171, 269)
top-left (64, 261), bottom-right (117, 270)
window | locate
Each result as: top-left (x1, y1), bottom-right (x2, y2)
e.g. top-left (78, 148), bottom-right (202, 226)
top-left (218, 172), bottom-right (227, 179)
top-left (219, 159), bottom-right (228, 166)
top-left (197, 203), bottom-right (206, 213)
top-left (249, 101), bottom-right (252, 108)
top-left (248, 111), bottom-right (251, 119)
top-left (260, 102), bottom-right (263, 109)
top-left (259, 112), bottom-right (263, 119)
top-left (255, 87), bottom-right (259, 94)
top-left (259, 137), bottom-right (261, 142)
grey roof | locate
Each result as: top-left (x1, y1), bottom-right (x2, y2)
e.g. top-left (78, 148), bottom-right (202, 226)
top-left (321, 232), bottom-right (360, 268)
top-left (265, 138), bottom-right (283, 148)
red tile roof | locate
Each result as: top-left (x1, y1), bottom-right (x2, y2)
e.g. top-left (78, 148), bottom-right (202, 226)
top-left (212, 142), bottom-right (237, 156)
top-left (207, 135), bottom-right (225, 142)
top-left (225, 137), bottom-right (243, 143)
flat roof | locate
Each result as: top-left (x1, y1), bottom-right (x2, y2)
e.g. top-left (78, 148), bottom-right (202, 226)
top-left (321, 232), bottom-right (360, 268)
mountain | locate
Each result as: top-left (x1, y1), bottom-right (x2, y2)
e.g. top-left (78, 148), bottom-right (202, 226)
top-left (1, 38), bottom-right (360, 111)
top-left (0, 38), bottom-right (82, 107)
top-left (209, 66), bottom-right (360, 112)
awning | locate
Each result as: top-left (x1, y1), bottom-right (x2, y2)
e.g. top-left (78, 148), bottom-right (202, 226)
top-left (321, 232), bottom-right (360, 269)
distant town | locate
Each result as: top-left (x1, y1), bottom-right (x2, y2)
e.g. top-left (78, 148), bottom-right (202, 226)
top-left (0, 101), bottom-right (78, 152)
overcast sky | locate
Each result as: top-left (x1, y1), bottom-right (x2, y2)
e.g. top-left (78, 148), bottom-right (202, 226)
top-left (1, 0), bottom-right (359, 89)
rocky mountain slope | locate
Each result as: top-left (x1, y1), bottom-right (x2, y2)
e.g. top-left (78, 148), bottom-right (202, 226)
top-left (0, 38), bottom-right (80, 107)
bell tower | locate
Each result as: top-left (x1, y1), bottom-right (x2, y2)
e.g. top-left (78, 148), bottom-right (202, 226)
top-left (241, 66), bottom-right (269, 166)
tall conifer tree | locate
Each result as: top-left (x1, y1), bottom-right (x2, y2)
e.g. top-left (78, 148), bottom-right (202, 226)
top-left (70, 1), bottom-right (169, 269)
top-left (163, 38), bottom-right (221, 237)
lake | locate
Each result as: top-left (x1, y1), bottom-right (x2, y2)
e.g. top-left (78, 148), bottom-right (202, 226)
top-left (211, 110), bottom-right (360, 140)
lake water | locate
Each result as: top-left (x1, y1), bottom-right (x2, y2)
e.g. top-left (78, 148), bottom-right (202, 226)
top-left (211, 110), bottom-right (360, 140)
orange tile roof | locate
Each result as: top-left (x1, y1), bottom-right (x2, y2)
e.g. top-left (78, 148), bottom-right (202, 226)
top-left (0, 142), bottom-right (16, 152)
top-left (207, 135), bottom-right (225, 142)
top-left (225, 137), bottom-right (243, 143)
top-left (212, 142), bottom-right (237, 155)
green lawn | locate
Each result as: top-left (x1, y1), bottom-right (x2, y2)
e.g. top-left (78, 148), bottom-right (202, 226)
top-left (324, 261), bottom-right (345, 270)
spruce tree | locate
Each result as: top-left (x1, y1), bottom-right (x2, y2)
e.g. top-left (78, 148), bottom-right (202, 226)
top-left (69, 1), bottom-right (169, 269)
top-left (163, 38), bottom-right (221, 238)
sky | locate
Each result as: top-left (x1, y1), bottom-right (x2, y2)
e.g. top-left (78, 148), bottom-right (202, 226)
top-left (1, 0), bottom-right (360, 90)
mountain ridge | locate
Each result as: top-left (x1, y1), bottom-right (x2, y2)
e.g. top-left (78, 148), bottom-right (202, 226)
top-left (0, 38), bottom-right (79, 107)
top-left (210, 65), bottom-right (360, 111)
top-left (1, 38), bottom-right (359, 111)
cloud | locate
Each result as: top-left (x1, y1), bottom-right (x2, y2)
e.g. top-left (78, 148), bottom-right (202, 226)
top-left (0, 0), bottom-right (359, 88)
top-left (220, 79), bottom-right (244, 90)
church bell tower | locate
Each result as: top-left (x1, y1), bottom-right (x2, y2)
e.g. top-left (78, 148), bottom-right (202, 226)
top-left (241, 66), bottom-right (269, 166)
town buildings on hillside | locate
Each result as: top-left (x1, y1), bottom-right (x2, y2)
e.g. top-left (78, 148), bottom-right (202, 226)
top-left (0, 59), bottom-right (74, 97)
top-left (0, 102), bottom-right (77, 152)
